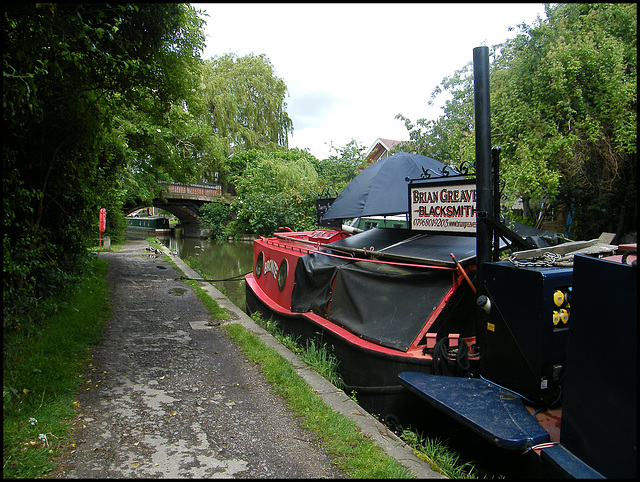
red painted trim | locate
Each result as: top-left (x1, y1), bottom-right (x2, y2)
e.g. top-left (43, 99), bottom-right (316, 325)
top-left (256, 236), bottom-right (457, 271)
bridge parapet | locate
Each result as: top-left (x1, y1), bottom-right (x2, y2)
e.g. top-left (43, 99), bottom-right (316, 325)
top-left (161, 182), bottom-right (222, 201)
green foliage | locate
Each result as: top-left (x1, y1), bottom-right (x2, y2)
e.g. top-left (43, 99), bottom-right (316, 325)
top-left (492, 3), bottom-right (636, 238)
top-left (199, 200), bottom-right (232, 240)
top-left (3, 4), bottom-right (205, 331)
top-left (3, 256), bottom-right (111, 478)
top-left (229, 149), bottom-right (322, 236)
top-left (199, 53), bottom-right (294, 186)
top-left (395, 62), bottom-right (476, 166)
top-left (398, 3), bottom-right (637, 239)
top-left (400, 430), bottom-right (481, 479)
top-left (311, 139), bottom-right (368, 192)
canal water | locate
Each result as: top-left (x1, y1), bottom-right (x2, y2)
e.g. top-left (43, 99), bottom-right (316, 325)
top-left (156, 232), bottom-right (254, 311)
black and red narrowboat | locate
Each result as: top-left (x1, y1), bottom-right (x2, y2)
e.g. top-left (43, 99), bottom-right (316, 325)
top-left (244, 46), bottom-right (636, 478)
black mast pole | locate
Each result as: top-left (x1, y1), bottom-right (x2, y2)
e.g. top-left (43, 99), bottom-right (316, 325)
top-left (473, 46), bottom-right (492, 278)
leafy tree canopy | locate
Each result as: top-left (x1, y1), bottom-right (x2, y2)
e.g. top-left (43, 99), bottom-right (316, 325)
top-left (198, 53), bottom-right (294, 181)
top-left (311, 139), bottom-right (368, 193)
top-left (396, 3), bottom-right (636, 239)
top-left (3, 3), bottom-right (205, 330)
top-left (228, 149), bottom-right (321, 236)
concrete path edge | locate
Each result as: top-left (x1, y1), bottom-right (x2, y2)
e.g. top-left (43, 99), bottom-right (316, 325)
top-left (156, 242), bottom-right (445, 479)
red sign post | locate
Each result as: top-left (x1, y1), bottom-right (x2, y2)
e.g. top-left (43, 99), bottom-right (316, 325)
top-left (99, 208), bottom-right (106, 246)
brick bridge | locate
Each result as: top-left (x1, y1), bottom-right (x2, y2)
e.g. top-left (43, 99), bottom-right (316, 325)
top-left (125, 182), bottom-right (225, 237)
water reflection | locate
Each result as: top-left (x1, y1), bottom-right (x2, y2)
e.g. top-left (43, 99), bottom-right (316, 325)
top-left (157, 233), bottom-right (253, 311)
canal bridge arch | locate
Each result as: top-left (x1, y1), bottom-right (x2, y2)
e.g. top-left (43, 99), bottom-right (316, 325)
top-left (124, 182), bottom-right (226, 238)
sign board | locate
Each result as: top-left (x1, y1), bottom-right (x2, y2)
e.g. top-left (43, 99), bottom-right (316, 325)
top-left (409, 180), bottom-right (477, 234)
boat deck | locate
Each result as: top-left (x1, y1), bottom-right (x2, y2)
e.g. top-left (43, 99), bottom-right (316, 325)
top-left (326, 229), bottom-right (478, 267)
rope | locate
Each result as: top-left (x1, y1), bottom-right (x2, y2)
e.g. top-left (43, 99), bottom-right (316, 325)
top-left (432, 338), bottom-right (450, 376)
top-left (176, 272), bottom-right (252, 283)
top-left (455, 339), bottom-right (470, 377)
top-left (425, 337), bottom-right (471, 377)
top-left (509, 252), bottom-right (562, 267)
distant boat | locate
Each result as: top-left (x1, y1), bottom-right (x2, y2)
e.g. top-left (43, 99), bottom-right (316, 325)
top-left (126, 216), bottom-right (172, 235)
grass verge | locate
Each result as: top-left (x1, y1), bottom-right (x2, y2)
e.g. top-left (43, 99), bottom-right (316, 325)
top-left (3, 254), bottom-right (112, 478)
top-left (253, 315), bottom-right (484, 479)
top-left (222, 323), bottom-right (413, 479)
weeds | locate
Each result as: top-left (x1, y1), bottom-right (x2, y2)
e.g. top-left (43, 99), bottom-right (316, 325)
top-left (3, 255), bottom-right (111, 478)
top-left (250, 313), bottom-right (341, 387)
top-left (400, 429), bottom-right (483, 479)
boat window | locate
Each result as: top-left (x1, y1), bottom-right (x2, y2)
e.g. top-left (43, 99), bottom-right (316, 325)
top-left (277, 259), bottom-right (288, 291)
top-left (364, 221), bottom-right (378, 230)
top-left (255, 252), bottom-right (264, 277)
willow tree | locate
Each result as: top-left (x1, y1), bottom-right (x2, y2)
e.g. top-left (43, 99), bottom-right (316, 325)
top-left (199, 53), bottom-right (294, 185)
top-left (228, 149), bottom-right (321, 236)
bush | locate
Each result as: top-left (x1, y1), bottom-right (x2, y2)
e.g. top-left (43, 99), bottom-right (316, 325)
top-left (200, 199), bottom-right (233, 240)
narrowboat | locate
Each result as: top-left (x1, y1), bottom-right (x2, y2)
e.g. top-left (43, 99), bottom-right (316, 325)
top-left (126, 215), bottom-right (172, 235)
top-left (244, 47), bottom-right (636, 478)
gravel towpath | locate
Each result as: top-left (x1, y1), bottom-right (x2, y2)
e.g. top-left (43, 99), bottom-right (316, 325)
top-left (56, 239), bottom-right (345, 478)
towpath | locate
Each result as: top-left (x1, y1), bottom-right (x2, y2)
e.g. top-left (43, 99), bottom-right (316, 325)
top-left (55, 239), bottom-right (441, 478)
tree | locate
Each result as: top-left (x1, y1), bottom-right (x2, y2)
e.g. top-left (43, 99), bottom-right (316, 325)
top-left (492, 3), bottom-right (636, 237)
top-left (395, 62), bottom-right (476, 167)
top-left (3, 4), bottom-right (205, 329)
top-left (311, 139), bottom-right (368, 193)
top-left (228, 149), bottom-right (321, 236)
top-left (198, 53), bottom-right (294, 186)
top-left (397, 3), bottom-right (636, 238)
top-left (199, 199), bottom-right (232, 240)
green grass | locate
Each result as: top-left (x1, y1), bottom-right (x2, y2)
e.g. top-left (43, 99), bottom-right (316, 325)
top-left (248, 314), bottom-right (485, 479)
top-left (253, 315), bottom-right (342, 387)
top-left (2, 236), bottom-right (479, 478)
top-left (3, 255), bottom-right (111, 478)
top-left (400, 429), bottom-right (483, 479)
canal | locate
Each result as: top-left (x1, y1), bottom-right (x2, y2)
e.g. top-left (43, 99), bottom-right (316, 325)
top-left (156, 232), bottom-right (254, 311)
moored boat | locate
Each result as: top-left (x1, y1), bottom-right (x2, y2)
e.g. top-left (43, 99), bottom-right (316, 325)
top-left (245, 46), bottom-right (636, 478)
top-left (245, 225), bottom-right (485, 424)
top-left (127, 215), bottom-right (172, 235)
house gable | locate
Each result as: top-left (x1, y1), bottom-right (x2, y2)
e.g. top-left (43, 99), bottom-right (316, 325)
top-left (364, 138), bottom-right (404, 166)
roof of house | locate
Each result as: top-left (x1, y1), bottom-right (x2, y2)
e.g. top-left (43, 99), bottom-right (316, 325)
top-left (364, 138), bottom-right (404, 164)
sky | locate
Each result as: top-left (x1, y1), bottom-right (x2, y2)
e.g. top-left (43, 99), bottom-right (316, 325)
top-left (192, 3), bottom-right (547, 160)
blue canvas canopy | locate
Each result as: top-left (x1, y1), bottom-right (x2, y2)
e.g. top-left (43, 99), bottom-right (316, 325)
top-left (321, 152), bottom-right (457, 220)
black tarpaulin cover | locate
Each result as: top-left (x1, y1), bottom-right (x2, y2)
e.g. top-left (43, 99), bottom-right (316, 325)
top-left (327, 261), bottom-right (453, 352)
top-left (321, 152), bottom-right (457, 220)
top-left (327, 228), bottom-right (478, 267)
top-left (291, 253), bottom-right (350, 316)
top-left (292, 250), bottom-right (454, 352)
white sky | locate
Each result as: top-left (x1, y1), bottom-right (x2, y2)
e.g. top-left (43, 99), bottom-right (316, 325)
top-left (192, 3), bottom-right (546, 160)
